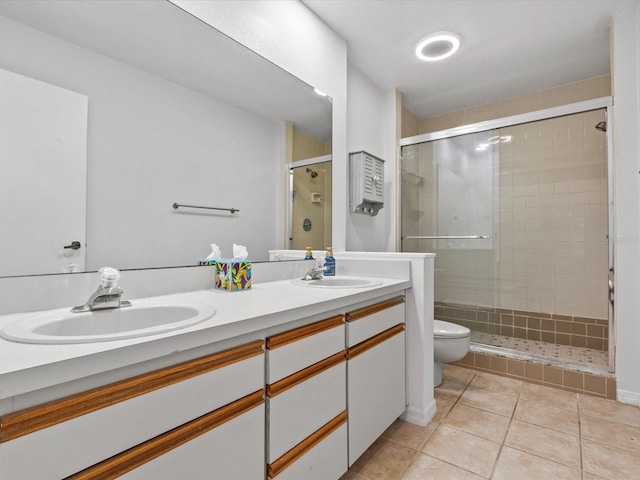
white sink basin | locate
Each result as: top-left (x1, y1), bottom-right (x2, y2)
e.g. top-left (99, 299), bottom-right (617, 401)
top-left (0, 302), bottom-right (216, 344)
top-left (291, 276), bottom-right (383, 289)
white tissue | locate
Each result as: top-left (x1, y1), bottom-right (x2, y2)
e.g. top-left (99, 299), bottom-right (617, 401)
top-left (232, 243), bottom-right (249, 261)
top-left (206, 243), bottom-right (222, 259)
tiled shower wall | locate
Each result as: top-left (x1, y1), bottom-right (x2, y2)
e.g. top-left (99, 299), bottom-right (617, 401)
top-left (402, 74), bottom-right (610, 346)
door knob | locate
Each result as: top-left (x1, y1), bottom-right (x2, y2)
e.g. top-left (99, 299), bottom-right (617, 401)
top-left (64, 241), bottom-right (82, 250)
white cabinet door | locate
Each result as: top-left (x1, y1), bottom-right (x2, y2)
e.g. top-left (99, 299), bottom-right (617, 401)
top-left (348, 327), bottom-right (406, 466)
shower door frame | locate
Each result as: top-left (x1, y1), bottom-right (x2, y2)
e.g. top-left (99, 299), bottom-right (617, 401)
top-left (399, 96), bottom-right (615, 372)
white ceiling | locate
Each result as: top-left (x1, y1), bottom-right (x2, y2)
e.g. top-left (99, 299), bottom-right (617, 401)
top-left (303, 0), bottom-right (639, 119)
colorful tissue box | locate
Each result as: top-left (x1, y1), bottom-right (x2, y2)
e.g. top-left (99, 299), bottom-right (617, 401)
top-left (215, 260), bottom-right (252, 291)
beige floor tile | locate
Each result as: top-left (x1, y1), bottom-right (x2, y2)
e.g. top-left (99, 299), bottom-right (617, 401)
top-left (381, 419), bottom-right (438, 450)
top-left (582, 439), bottom-right (640, 480)
top-left (442, 364), bottom-right (476, 385)
top-left (520, 382), bottom-right (578, 412)
top-left (432, 397), bottom-right (455, 422)
top-left (350, 438), bottom-right (417, 480)
top-left (581, 411), bottom-right (640, 454)
top-left (579, 394), bottom-right (640, 428)
top-left (581, 473), bottom-right (608, 480)
top-left (492, 446), bottom-right (580, 480)
top-left (470, 371), bottom-right (523, 396)
top-left (422, 425), bottom-right (500, 478)
top-left (401, 453), bottom-right (485, 480)
top-left (504, 419), bottom-right (580, 468)
top-left (443, 403), bottom-right (511, 443)
top-left (340, 471), bottom-right (369, 480)
top-left (458, 385), bottom-right (518, 417)
top-left (434, 378), bottom-right (467, 401)
top-left (514, 397), bottom-right (579, 436)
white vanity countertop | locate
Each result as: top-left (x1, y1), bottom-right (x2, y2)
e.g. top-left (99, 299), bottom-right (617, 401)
top-left (0, 276), bottom-right (410, 401)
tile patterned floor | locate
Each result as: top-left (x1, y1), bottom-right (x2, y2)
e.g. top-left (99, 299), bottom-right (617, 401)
top-left (340, 365), bottom-right (640, 480)
top-left (470, 331), bottom-right (609, 368)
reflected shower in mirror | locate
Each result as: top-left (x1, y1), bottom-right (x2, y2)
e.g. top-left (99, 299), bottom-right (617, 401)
top-left (0, 0), bottom-right (332, 277)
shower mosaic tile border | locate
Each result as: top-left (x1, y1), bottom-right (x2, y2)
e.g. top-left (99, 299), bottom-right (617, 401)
top-left (435, 302), bottom-right (608, 351)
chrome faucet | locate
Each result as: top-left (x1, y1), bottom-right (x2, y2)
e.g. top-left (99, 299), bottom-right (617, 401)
top-left (301, 266), bottom-right (328, 281)
top-left (71, 267), bottom-right (132, 313)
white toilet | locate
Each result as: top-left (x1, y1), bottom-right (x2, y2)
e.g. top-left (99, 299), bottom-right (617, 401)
top-left (433, 319), bottom-right (471, 387)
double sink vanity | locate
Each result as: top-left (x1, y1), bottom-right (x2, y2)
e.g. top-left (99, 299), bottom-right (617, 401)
top-left (0, 257), bottom-right (429, 479)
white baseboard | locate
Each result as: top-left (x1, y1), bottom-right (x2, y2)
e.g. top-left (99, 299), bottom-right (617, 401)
top-left (617, 389), bottom-right (640, 406)
top-left (400, 399), bottom-right (437, 427)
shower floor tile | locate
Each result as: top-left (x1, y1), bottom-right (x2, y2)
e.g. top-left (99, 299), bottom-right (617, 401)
top-left (470, 331), bottom-right (609, 369)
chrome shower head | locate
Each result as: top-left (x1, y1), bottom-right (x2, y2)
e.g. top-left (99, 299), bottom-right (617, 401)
top-left (306, 167), bottom-right (318, 178)
top-left (595, 121), bottom-right (607, 132)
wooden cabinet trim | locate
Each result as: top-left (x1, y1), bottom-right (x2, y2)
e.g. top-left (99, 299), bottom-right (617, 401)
top-left (0, 340), bottom-right (264, 443)
top-left (345, 296), bottom-right (405, 322)
top-left (347, 324), bottom-right (405, 360)
top-left (267, 410), bottom-right (347, 479)
top-left (266, 351), bottom-right (346, 398)
top-left (66, 389), bottom-right (265, 480)
top-left (266, 315), bottom-right (344, 350)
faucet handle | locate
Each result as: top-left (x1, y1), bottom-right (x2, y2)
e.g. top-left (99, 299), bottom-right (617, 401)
top-left (98, 267), bottom-right (121, 288)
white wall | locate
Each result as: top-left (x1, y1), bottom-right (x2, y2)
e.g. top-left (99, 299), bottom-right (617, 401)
top-left (0, 14), bottom-right (281, 268)
top-left (611, 5), bottom-right (640, 405)
top-left (171, 0), bottom-right (348, 251)
top-left (346, 64), bottom-right (398, 252)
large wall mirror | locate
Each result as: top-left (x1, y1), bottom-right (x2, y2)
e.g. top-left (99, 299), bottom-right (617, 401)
top-left (0, 0), bottom-right (332, 278)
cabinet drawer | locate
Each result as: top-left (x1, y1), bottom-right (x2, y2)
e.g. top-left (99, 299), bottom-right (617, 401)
top-left (268, 412), bottom-right (348, 480)
top-left (267, 353), bottom-right (346, 463)
top-left (267, 315), bottom-right (345, 384)
top-left (346, 296), bottom-right (405, 347)
top-left (0, 341), bottom-right (264, 480)
top-left (115, 392), bottom-right (265, 480)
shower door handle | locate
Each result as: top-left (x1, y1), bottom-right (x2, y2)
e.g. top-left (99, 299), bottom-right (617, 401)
top-left (608, 269), bottom-right (615, 305)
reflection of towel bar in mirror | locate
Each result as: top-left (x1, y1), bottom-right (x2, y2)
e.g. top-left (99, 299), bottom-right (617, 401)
top-left (405, 235), bottom-right (491, 239)
top-left (172, 203), bottom-right (239, 214)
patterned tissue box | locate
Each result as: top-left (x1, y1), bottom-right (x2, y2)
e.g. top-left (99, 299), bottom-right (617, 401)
top-left (215, 260), bottom-right (252, 291)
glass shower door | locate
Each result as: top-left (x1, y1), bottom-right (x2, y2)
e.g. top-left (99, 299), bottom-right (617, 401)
top-left (401, 130), bottom-right (499, 339)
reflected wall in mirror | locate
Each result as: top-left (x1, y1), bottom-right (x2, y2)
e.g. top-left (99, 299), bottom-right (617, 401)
top-left (0, 0), bottom-right (332, 277)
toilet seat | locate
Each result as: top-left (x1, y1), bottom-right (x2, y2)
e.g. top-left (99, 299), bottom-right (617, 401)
top-left (434, 319), bottom-right (470, 339)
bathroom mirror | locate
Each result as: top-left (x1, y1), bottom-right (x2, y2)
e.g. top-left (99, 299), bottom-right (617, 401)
top-left (0, 0), bottom-right (332, 277)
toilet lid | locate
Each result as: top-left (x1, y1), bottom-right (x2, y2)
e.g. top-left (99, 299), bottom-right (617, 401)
top-left (434, 319), bottom-right (470, 339)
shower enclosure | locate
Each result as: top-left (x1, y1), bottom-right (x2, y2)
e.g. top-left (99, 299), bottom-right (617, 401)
top-left (400, 99), bottom-right (613, 374)
top-left (288, 155), bottom-right (332, 251)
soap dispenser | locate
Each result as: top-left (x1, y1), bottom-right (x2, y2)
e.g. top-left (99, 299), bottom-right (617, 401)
top-left (304, 246), bottom-right (314, 260)
top-left (324, 247), bottom-right (335, 276)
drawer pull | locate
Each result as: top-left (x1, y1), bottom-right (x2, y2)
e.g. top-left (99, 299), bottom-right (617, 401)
top-left (267, 351), bottom-right (346, 398)
top-left (0, 340), bottom-right (264, 443)
top-left (347, 324), bottom-right (405, 360)
top-left (268, 410), bottom-right (347, 478)
top-left (346, 296), bottom-right (405, 322)
top-left (266, 315), bottom-right (344, 350)
top-left (66, 390), bottom-right (265, 480)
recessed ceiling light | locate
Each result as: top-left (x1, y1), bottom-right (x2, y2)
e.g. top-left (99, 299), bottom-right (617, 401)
top-left (415, 32), bottom-right (460, 62)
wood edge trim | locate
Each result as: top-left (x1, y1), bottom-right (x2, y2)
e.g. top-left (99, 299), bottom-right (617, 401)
top-left (266, 351), bottom-right (346, 398)
top-left (266, 315), bottom-right (344, 350)
top-left (267, 410), bottom-right (348, 479)
top-left (346, 296), bottom-right (405, 322)
top-left (347, 324), bottom-right (405, 360)
top-left (66, 390), bottom-right (265, 480)
top-left (0, 340), bottom-right (264, 443)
